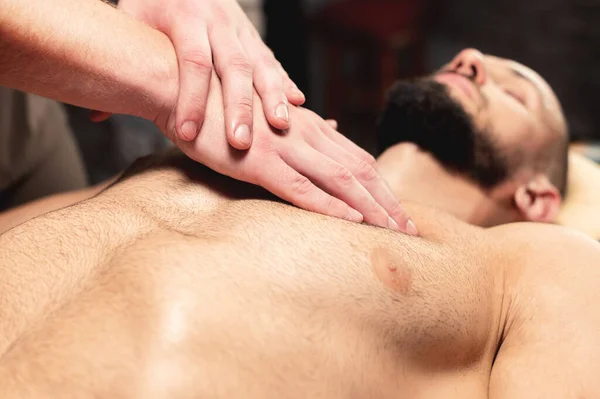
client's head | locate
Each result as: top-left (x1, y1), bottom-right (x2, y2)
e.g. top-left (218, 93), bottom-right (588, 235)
top-left (376, 48), bottom-right (569, 226)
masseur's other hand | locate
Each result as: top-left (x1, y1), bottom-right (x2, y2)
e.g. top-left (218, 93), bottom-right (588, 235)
top-left (173, 73), bottom-right (418, 235)
top-left (117, 0), bottom-right (305, 148)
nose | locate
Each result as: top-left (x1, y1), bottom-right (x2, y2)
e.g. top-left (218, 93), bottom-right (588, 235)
top-left (448, 48), bottom-right (487, 86)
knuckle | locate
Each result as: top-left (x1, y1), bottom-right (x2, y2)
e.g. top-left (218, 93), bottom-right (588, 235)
top-left (362, 192), bottom-right (380, 210)
top-left (302, 108), bottom-right (317, 118)
top-left (387, 200), bottom-right (408, 219)
top-left (265, 77), bottom-right (284, 93)
top-left (212, 6), bottom-right (231, 24)
top-left (180, 105), bottom-right (206, 124)
top-left (290, 175), bottom-right (314, 197)
top-left (260, 57), bottom-right (280, 73)
top-left (330, 164), bottom-right (354, 185)
top-left (265, 47), bottom-right (276, 59)
top-left (369, 201), bottom-right (387, 218)
top-left (324, 195), bottom-right (342, 213)
top-left (181, 51), bottom-right (213, 73)
top-left (257, 47), bottom-right (275, 61)
top-left (230, 56), bottom-right (253, 77)
top-left (354, 160), bottom-right (379, 182)
top-left (362, 153), bottom-right (377, 166)
top-left (234, 96), bottom-right (254, 114)
top-left (306, 110), bottom-right (322, 122)
top-left (256, 62), bottom-right (283, 87)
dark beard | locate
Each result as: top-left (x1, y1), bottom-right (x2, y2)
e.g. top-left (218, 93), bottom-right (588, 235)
top-left (376, 78), bottom-right (510, 189)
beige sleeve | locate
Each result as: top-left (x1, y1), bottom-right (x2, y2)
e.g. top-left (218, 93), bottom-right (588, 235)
top-left (238, 0), bottom-right (265, 36)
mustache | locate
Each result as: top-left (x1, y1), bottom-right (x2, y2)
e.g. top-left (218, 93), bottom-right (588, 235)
top-left (433, 70), bottom-right (486, 112)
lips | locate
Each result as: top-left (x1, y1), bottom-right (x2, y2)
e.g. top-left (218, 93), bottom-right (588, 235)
top-left (433, 72), bottom-right (477, 102)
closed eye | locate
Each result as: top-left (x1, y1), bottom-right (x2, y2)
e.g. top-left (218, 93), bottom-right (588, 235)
top-left (504, 89), bottom-right (526, 106)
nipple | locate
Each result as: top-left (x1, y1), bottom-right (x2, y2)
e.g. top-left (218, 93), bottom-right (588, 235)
top-left (371, 247), bottom-right (411, 294)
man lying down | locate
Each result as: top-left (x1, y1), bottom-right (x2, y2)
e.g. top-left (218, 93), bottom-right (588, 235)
top-left (1, 49), bottom-right (599, 398)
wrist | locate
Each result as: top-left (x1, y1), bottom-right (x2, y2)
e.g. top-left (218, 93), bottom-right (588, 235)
top-left (126, 31), bottom-right (179, 132)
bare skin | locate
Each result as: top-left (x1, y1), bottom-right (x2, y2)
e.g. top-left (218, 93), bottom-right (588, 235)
top-left (0, 152), bottom-right (598, 398)
top-left (0, 0), bottom-right (413, 232)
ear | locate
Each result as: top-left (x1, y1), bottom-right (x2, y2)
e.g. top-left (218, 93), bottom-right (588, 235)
top-left (514, 175), bottom-right (562, 223)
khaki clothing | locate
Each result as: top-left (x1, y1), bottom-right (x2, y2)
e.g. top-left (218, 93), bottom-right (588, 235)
top-left (239, 0), bottom-right (265, 36)
top-left (0, 88), bottom-right (87, 211)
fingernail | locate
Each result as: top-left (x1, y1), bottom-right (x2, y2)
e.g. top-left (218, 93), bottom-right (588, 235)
top-left (348, 208), bottom-right (363, 222)
top-left (234, 124), bottom-right (251, 147)
top-left (275, 103), bottom-right (289, 123)
top-left (406, 219), bottom-right (419, 237)
top-left (387, 217), bottom-right (400, 231)
top-left (180, 121), bottom-right (198, 141)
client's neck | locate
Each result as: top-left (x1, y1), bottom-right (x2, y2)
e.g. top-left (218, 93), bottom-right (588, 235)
top-left (376, 144), bottom-right (518, 227)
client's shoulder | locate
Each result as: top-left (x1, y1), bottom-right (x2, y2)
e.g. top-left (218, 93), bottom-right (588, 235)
top-left (489, 221), bottom-right (600, 261)
top-left (488, 222), bottom-right (600, 292)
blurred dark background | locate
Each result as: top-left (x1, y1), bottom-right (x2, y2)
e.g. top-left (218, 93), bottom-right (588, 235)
top-left (69, 0), bottom-right (600, 183)
top-left (265, 0), bottom-right (600, 152)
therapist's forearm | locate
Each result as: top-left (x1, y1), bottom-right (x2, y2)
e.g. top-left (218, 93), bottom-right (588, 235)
top-left (0, 0), bottom-right (178, 125)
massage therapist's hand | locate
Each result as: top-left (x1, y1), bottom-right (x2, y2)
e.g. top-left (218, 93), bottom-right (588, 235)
top-left (172, 73), bottom-right (418, 235)
top-left (117, 0), bottom-right (305, 148)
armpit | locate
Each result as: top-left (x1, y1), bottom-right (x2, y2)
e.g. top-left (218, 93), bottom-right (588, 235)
top-left (490, 224), bottom-right (600, 398)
